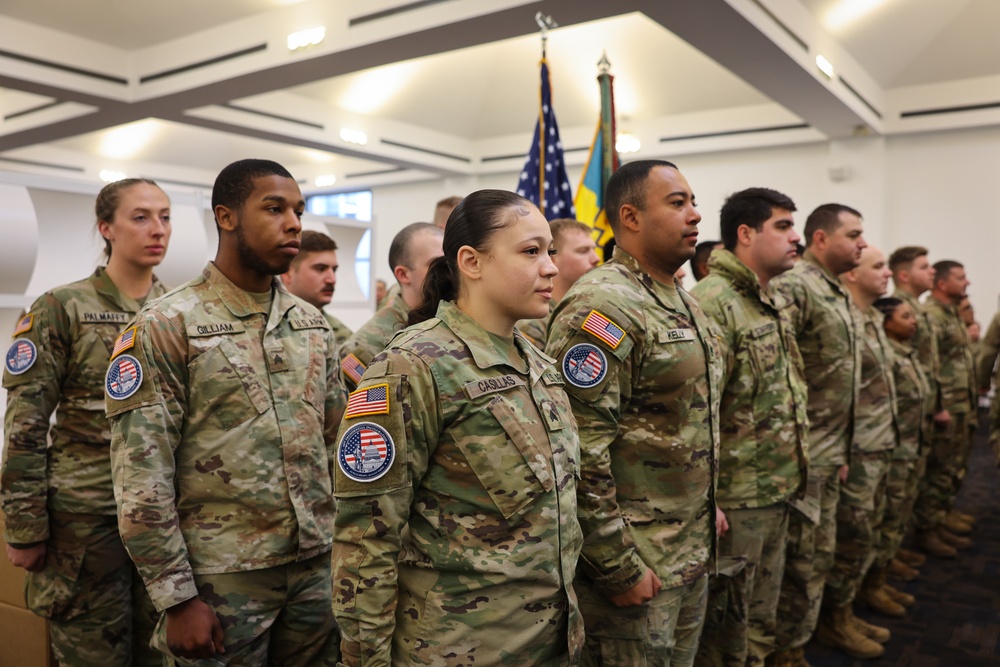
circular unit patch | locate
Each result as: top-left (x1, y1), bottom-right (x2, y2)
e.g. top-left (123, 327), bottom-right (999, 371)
top-left (106, 354), bottom-right (143, 401)
top-left (338, 421), bottom-right (395, 483)
top-left (562, 343), bottom-right (608, 388)
top-left (5, 338), bottom-right (37, 375)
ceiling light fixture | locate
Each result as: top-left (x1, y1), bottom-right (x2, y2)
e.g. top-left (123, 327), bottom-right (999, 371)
top-left (314, 175), bottom-right (337, 187)
top-left (339, 128), bottom-right (368, 146)
top-left (616, 132), bottom-right (641, 154)
top-left (99, 169), bottom-right (126, 183)
top-left (815, 54), bottom-right (834, 79)
top-left (287, 26), bottom-right (326, 51)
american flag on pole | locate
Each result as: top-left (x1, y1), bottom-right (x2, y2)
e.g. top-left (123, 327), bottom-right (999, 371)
top-left (112, 327), bottom-right (136, 358)
top-left (582, 310), bottom-right (626, 349)
top-left (345, 383), bottom-right (390, 419)
top-left (515, 59), bottom-right (575, 220)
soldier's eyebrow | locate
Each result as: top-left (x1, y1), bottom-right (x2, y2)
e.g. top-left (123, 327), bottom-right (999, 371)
top-left (261, 194), bottom-right (306, 208)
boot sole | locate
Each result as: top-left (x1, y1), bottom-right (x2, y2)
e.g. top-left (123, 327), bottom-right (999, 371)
top-left (815, 634), bottom-right (885, 659)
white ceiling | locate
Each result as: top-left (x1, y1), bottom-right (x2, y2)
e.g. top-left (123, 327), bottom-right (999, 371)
top-left (2, 0), bottom-right (1000, 194)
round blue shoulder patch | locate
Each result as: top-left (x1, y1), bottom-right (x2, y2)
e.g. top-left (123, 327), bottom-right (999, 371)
top-left (562, 343), bottom-right (608, 388)
top-left (5, 338), bottom-right (37, 375)
top-left (106, 354), bottom-right (143, 401)
top-left (338, 422), bottom-right (395, 483)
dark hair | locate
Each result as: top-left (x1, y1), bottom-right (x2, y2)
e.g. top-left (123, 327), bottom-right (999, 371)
top-left (388, 222), bottom-right (443, 271)
top-left (212, 159), bottom-right (294, 215)
top-left (719, 187), bottom-right (796, 251)
top-left (874, 296), bottom-right (903, 320)
top-left (96, 178), bottom-right (163, 261)
top-left (605, 159), bottom-right (678, 234)
top-left (803, 203), bottom-right (861, 248)
top-left (888, 246), bottom-right (928, 274)
top-left (289, 230), bottom-right (338, 268)
top-left (795, 243), bottom-right (805, 257)
top-left (692, 241), bottom-right (721, 281)
top-left (408, 190), bottom-right (531, 325)
top-left (933, 260), bottom-right (963, 287)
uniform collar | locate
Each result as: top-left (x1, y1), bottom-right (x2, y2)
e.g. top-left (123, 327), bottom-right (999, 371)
top-left (202, 262), bottom-right (296, 323)
top-left (707, 249), bottom-right (783, 309)
top-left (612, 246), bottom-right (686, 312)
top-left (92, 266), bottom-right (162, 312)
top-left (434, 300), bottom-right (554, 378)
top-left (802, 250), bottom-right (850, 297)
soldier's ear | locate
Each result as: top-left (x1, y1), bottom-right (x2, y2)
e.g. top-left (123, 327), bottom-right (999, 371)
top-left (618, 204), bottom-right (641, 233)
top-left (215, 205), bottom-right (238, 233)
top-left (455, 245), bottom-right (483, 283)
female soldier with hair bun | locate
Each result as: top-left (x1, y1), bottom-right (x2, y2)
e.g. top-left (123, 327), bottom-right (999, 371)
top-left (1, 178), bottom-right (171, 666)
top-left (331, 189), bottom-right (584, 666)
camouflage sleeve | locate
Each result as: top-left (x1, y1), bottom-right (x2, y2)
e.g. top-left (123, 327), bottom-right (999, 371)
top-left (331, 350), bottom-right (439, 667)
top-left (106, 313), bottom-right (195, 612)
top-left (774, 276), bottom-right (808, 336)
top-left (975, 312), bottom-right (1000, 390)
top-left (691, 293), bottom-right (738, 386)
top-left (545, 300), bottom-right (646, 597)
top-left (324, 327), bottom-right (347, 473)
top-left (1, 297), bottom-right (70, 545)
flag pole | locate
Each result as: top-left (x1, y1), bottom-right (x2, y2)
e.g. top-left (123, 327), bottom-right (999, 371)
top-left (534, 12), bottom-right (557, 59)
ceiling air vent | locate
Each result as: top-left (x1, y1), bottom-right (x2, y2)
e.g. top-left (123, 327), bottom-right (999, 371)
top-left (4, 101), bottom-right (65, 122)
top-left (346, 167), bottom-right (408, 179)
top-left (0, 48), bottom-right (127, 85)
top-left (140, 44), bottom-right (267, 84)
top-left (381, 138), bottom-right (471, 163)
top-left (901, 101), bottom-right (1000, 119)
top-left (0, 156), bottom-right (84, 172)
top-left (748, 0), bottom-right (808, 52)
top-left (660, 123), bottom-right (809, 142)
top-left (838, 76), bottom-right (882, 119)
top-left (350, 0), bottom-right (454, 27)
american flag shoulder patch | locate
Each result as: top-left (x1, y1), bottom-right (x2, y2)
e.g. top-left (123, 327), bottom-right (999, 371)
top-left (345, 383), bottom-right (390, 419)
top-left (340, 354), bottom-right (367, 385)
top-left (12, 313), bottom-right (33, 337)
top-left (111, 327), bottom-right (137, 359)
top-left (581, 309), bottom-right (626, 349)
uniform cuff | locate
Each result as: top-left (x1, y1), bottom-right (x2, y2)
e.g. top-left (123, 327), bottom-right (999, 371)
top-left (145, 571), bottom-right (199, 612)
top-left (581, 550), bottom-right (647, 597)
top-left (3, 518), bottom-right (49, 546)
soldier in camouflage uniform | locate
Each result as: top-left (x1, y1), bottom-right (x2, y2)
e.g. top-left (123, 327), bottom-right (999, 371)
top-left (281, 229), bottom-right (353, 345)
top-left (872, 297), bottom-right (931, 591)
top-left (518, 218), bottom-right (599, 349)
top-left (816, 247), bottom-right (897, 659)
top-left (105, 160), bottom-right (346, 665)
top-left (2, 178), bottom-right (171, 666)
top-left (331, 190), bottom-right (583, 666)
top-left (691, 188), bottom-right (808, 667)
top-left (916, 261), bottom-right (977, 552)
top-left (338, 222), bottom-right (443, 390)
top-left (976, 310), bottom-right (1000, 467)
top-left (546, 160), bottom-right (723, 667)
top-left (770, 204), bottom-right (866, 667)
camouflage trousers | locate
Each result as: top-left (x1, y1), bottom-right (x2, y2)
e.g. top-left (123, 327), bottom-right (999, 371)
top-left (874, 451), bottom-right (926, 569)
top-left (24, 512), bottom-right (160, 667)
top-left (913, 412), bottom-right (972, 531)
top-left (154, 551), bottom-right (340, 666)
top-left (579, 574), bottom-right (708, 667)
top-left (823, 451), bottom-right (890, 610)
top-left (774, 466), bottom-right (839, 650)
top-left (990, 396), bottom-right (1000, 466)
top-left (696, 505), bottom-right (789, 667)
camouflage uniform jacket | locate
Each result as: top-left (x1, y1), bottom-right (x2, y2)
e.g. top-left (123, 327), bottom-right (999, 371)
top-left (517, 300), bottom-right (554, 350)
top-left (887, 338), bottom-right (930, 461)
top-left (331, 300), bottom-right (583, 666)
top-left (1, 268), bottom-right (167, 546)
top-left (105, 262), bottom-right (346, 612)
top-left (853, 306), bottom-right (898, 454)
top-left (691, 250), bottom-right (808, 510)
top-left (893, 289), bottom-right (939, 406)
top-left (974, 310), bottom-right (1000, 391)
top-left (923, 296), bottom-right (975, 415)
top-left (773, 251), bottom-right (859, 468)
top-left (337, 294), bottom-right (408, 390)
top-left (545, 247), bottom-right (722, 594)
top-left (324, 311), bottom-right (353, 347)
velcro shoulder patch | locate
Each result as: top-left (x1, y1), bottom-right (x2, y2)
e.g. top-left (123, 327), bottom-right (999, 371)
top-left (12, 313), bottom-right (33, 337)
top-left (341, 353), bottom-right (367, 385)
top-left (580, 309), bottom-right (627, 349)
top-left (111, 327), bottom-right (137, 359)
top-left (345, 383), bottom-right (390, 419)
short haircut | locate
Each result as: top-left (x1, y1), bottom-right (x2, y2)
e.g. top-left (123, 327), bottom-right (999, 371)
top-left (719, 187), bottom-right (796, 251)
top-left (803, 203), bottom-right (861, 248)
top-left (873, 296), bottom-right (903, 320)
top-left (290, 230), bottom-right (337, 268)
top-left (933, 260), bottom-right (963, 286)
top-left (434, 195), bottom-right (463, 227)
top-left (888, 246), bottom-right (928, 274)
top-left (388, 222), bottom-right (443, 271)
top-left (549, 218), bottom-right (593, 247)
top-left (692, 241), bottom-right (721, 281)
top-left (605, 159), bottom-right (678, 234)
top-left (212, 159), bottom-right (294, 213)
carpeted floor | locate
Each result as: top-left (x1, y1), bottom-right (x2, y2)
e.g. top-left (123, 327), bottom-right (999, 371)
top-left (806, 419), bottom-right (1000, 666)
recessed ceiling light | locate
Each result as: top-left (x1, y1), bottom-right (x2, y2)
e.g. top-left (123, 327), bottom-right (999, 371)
top-left (315, 175), bottom-right (337, 187)
top-left (616, 132), bottom-right (641, 154)
top-left (287, 26), bottom-right (325, 51)
top-left (99, 169), bottom-right (126, 183)
top-left (815, 54), bottom-right (834, 79)
top-left (339, 128), bottom-right (368, 146)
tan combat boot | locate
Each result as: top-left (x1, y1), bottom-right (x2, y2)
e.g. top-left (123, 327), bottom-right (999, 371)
top-left (850, 614), bottom-right (891, 643)
top-left (915, 528), bottom-right (957, 558)
top-left (953, 509), bottom-right (975, 525)
top-left (888, 557), bottom-right (919, 582)
top-left (895, 547), bottom-right (926, 567)
top-left (883, 583), bottom-right (915, 607)
top-left (766, 646), bottom-right (809, 667)
top-left (859, 568), bottom-right (906, 618)
top-left (943, 511), bottom-right (972, 535)
top-left (938, 527), bottom-right (972, 550)
top-left (815, 605), bottom-right (885, 659)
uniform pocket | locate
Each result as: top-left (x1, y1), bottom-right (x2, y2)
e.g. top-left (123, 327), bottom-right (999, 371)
top-left (189, 339), bottom-right (269, 429)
